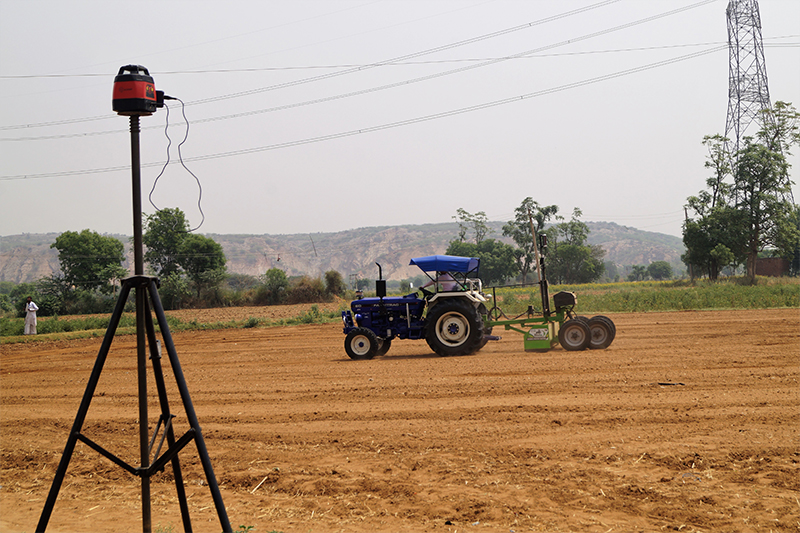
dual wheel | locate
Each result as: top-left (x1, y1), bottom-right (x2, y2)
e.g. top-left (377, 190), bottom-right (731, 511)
top-left (344, 328), bottom-right (391, 360)
top-left (558, 315), bottom-right (616, 351)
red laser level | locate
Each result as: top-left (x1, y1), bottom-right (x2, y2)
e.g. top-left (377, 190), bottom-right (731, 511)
top-left (112, 65), bottom-right (160, 116)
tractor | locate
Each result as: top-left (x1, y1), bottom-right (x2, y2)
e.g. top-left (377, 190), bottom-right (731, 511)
top-left (341, 256), bottom-right (491, 359)
top-left (341, 238), bottom-right (615, 359)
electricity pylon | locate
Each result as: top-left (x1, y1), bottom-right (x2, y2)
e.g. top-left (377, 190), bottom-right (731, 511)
top-left (723, 0), bottom-right (772, 157)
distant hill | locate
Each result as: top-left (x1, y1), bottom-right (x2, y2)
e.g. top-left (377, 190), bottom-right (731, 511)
top-left (0, 222), bottom-right (685, 284)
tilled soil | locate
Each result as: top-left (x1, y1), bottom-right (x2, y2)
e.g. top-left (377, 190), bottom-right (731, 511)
top-left (1, 308), bottom-right (798, 533)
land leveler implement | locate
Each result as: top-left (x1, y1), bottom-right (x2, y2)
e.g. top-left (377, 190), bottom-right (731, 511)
top-left (341, 236), bottom-right (615, 359)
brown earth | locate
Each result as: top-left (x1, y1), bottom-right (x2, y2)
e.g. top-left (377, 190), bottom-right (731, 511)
top-left (1, 308), bottom-right (798, 533)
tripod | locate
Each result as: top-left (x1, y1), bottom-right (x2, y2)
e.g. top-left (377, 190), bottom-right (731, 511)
top-left (37, 109), bottom-right (231, 532)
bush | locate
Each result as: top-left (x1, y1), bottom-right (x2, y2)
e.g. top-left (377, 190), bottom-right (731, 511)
top-left (287, 276), bottom-right (326, 304)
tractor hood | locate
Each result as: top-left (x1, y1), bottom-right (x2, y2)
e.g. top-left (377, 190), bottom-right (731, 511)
top-left (409, 255), bottom-right (479, 274)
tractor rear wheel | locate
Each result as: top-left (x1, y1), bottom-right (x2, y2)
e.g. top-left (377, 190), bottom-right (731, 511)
top-left (345, 328), bottom-right (379, 360)
top-left (425, 299), bottom-right (484, 356)
top-left (558, 319), bottom-right (591, 351)
top-left (587, 316), bottom-right (613, 349)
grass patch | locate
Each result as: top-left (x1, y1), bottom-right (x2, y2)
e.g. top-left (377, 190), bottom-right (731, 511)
top-left (0, 304), bottom-right (346, 344)
top-left (487, 276), bottom-right (799, 316)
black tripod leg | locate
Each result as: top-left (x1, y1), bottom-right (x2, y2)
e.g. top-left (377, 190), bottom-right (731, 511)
top-left (147, 279), bottom-right (232, 532)
top-left (36, 281), bottom-right (133, 533)
top-left (142, 297), bottom-right (193, 533)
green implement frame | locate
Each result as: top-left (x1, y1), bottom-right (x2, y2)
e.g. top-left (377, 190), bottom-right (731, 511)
top-left (484, 288), bottom-right (569, 352)
top-left (483, 229), bottom-right (582, 352)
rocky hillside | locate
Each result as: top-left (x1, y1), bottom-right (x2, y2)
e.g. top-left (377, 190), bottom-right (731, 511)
top-left (0, 222), bottom-right (684, 284)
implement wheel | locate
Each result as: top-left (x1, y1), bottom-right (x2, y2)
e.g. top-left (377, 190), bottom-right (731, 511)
top-left (345, 328), bottom-right (379, 360)
top-left (587, 316), bottom-right (613, 349)
top-left (558, 319), bottom-right (591, 351)
top-left (425, 299), bottom-right (484, 356)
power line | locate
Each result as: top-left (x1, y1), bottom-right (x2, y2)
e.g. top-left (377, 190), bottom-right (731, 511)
top-left (3, 3), bottom-right (731, 143)
top-left (4, 35), bottom-right (798, 81)
top-left (0, 0), bottom-right (620, 132)
top-left (0, 45), bottom-right (726, 182)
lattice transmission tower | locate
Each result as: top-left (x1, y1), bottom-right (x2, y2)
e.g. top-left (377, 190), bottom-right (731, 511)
top-left (724, 0), bottom-right (773, 157)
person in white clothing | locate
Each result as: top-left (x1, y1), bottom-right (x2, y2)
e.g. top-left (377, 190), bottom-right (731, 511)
top-left (422, 272), bottom-right (458, 292)
top-left (24, 296), bottom-right (39, 335)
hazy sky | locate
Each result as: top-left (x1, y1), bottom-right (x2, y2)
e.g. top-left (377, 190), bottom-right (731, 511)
top-left (1, 0), bottom-right (798, 239)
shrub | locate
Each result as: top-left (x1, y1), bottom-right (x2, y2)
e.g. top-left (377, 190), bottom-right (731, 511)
top-left (287, 276), bottom-right (326, 304)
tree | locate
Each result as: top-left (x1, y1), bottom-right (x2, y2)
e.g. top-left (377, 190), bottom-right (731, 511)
top-left (453, 208), bottom-right (491, 244)
top-left (782, 204), bottom-right (800, 276)
top-left (177, 234), bottom-right (227, 297)
top-left (324, 270), bottom-right (346, 297)
top-left (446, 239), bottom-right (518, 286)
top-left (681, 206), bottom-right (746, 280)
top-left (260, 268), bottom-right (289, 305)
top-left (544, 209), bottom-right (605, 284)
top-left (685, 102), bottom-right (799, 282)
top-left (647, 261), bottom-right (673, 281)
top-left (757, 101), bottom-right (800, 156)
top-left (144, 208), bottom-right (189, 276)
top-left (701, 134), bottom-right (734, 209)
top-left (627, 265), bottom-right (647, 282)
top-left (733, 137), bottom-right (797, 282)
top-left (51, 230), bottom-right (127, 293)
top-left (502, 197), bottom-right (560, 284)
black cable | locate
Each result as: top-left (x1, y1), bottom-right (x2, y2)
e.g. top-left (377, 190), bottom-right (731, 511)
top-left (147, 95), bottom-right (205, 232)
top-left (148, 102), bottom-right (175, 212)
top-left (172, 97), bottom-right (206, 232)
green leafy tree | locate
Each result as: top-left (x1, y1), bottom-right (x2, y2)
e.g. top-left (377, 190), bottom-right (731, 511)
top-left (627, 265), bottom-right (647, 282)
top-left (453, 208), bottom-right (491, 244)
top-left (681, 206), bottom-right (746, 280)
top-left (733, 137), bottom-right (798, 282)
top-left (757, 100), bottom-right (800, 157)
top-left (646, 261), bottom-right (673, 281)
top-left (446, 239), bottom-right (518, 286)
top-left (701, 134), bottom-right (734, 209)
top-left (710, 244), bottom-right (736, 275)
top-left (686, 101), bottom-right (799, 282)
top-left (159, 272), bottom-right (191, 310)
top-left (683, 149), bottom-right (749, 280)
top-left (543, 209), bottom-right (605, 284)
top-left (502, 197), bottom-right (560, 284)
top-left (51, 230), bottom-right (127, 293)
top-left (177, 234), bottom-right (227, 297)
top-left (782, 204), bottom-right (800, 275)
top-left (144, 208), bottom-right (189, 276)
top-left (260, 268), bottom-right (289, 305)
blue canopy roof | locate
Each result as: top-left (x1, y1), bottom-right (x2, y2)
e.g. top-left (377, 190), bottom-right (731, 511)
top-left (409, 255), bottom-right (480, 273)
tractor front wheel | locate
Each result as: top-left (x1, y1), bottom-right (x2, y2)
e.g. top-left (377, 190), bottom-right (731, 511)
top-left (345, 328), bottom-right (379, 360)
top-left (376, 337), bottom-right (392, 356)
top-left (425, 299), bottom-right (485, 356)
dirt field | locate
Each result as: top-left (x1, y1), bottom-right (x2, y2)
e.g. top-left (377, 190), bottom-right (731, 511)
top-left (1, 307), bottom-right (798, 533)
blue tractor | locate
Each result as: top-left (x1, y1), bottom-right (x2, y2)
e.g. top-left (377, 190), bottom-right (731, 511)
top-left (341, 255), bottom-right (492, 359)
top-left (342, 248), bottom-right (617, 359)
